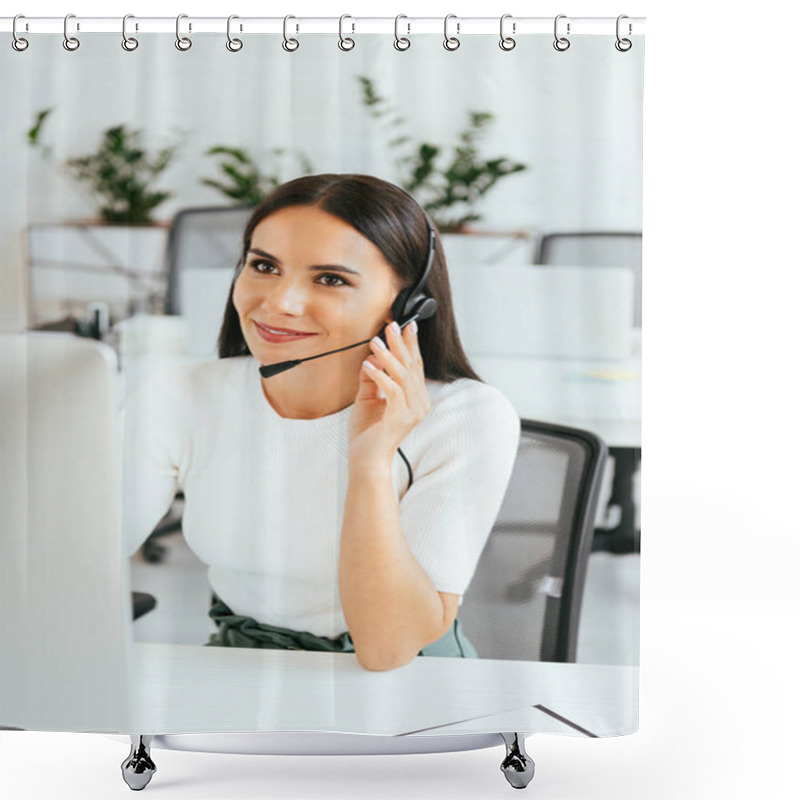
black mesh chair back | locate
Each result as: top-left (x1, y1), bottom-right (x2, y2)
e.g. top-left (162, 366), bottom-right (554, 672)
top-left (164, 205), bottom-right (253, 315)
top-left (459, 420), bottom-right (607, 662)
top-left (536, 232), bottom-right (642, 327)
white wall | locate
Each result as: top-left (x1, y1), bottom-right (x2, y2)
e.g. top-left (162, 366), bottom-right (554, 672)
top-left (1, 32), bottom-right (643, 329)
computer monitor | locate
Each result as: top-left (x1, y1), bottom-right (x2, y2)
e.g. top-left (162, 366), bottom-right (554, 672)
top-left (0, 331), bottom-right (132, 732)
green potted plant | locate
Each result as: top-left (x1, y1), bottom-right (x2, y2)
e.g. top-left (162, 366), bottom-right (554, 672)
top-left (357, 75), bottom-right (531, 259)
top-left (201, 145), bottom-right (316, 206)
top-left (63, 124), bottom-right (177, 225)
top-left (401, 112), bottom-right (527, 233)
top-left (26, 115), bottom-right (178, 326)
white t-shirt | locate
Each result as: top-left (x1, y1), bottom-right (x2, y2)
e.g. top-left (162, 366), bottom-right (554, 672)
top-left (121, 355), bottom-right (521, 638)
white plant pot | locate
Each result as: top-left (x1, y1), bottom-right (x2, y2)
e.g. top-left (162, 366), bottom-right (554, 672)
top-left (26, 221), bottom-right (170, 326)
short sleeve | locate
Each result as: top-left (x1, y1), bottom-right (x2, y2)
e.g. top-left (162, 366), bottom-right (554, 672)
top-left (399, 381), bottom-right (521, 596)
top-left (119, 368), bottom-right (190, 559)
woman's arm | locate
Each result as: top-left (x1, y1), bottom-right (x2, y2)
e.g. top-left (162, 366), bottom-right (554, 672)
top-left (120, 370), bottom-right (186, 558)
top-left (342, 320), bottom-right (457, 670)
top-left (339, 456), bottom-right (457, 671)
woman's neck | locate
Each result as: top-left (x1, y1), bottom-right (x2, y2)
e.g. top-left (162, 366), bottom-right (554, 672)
top-left (258, 355), bottom-right (363, 419)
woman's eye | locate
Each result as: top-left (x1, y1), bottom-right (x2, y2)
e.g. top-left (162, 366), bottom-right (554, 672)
top-left (249, 259), bottom-right (276, 274)
top-left (318, 273), bottom-right (348, 287)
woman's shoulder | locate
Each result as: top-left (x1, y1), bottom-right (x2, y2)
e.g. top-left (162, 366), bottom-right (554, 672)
top-left (423, 377), bottom-right (520, 433)
top-left (408, 378), bottom-right (521, 469)
top-left (126, 355), bottom-right (251, 408)
top-left (426, 376), bottom-right (516, 412)
top-left (181, 354), bottom-right (252, 388)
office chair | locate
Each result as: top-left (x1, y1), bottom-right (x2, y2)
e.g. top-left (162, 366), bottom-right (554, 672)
top-left (535, 231), bottom-right (642, 328)
top-left (458, 419), bottom-right (607, 662)
top-left (163, 204), bottom-right (253, 316)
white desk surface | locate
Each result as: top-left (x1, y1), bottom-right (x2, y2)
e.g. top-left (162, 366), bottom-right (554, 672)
top-left (126, 642), bottom-right (637, 739)
top-left (112, 317), bottom-right (641, 449)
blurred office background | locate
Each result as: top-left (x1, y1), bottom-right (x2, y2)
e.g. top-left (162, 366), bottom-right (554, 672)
top-left (1, 32), bottom-right (641, 666)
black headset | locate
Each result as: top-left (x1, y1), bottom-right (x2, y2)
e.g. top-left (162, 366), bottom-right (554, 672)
top-left (388, 188), bottom-right (438, 330)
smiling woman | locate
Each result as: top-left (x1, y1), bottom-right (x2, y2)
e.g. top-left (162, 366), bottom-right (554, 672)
top-left (122, 173), bottom-right (521, 671)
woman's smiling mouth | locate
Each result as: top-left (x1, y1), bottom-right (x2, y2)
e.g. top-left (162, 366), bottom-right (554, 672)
top-left (254, 321), bottom-right (319, 343)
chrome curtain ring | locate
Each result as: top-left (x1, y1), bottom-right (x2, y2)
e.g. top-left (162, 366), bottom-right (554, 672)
top-left (63, 13), bottom-right (80, 51)
top-left (338, 14), bottom-right (355, 51)
top-left (443, 14), bottom-right (460, 51)
top-left (283, 15), bottom-right (299, 51)
top-left (615, 15), bottom-right (633, 51)
top-left (122, 14), bottom-right (139, 51)
top-left (394, 14), bottom-right (411, 51)
top-left (553, 14), bottom-right (571, 51)
top-left (12, 14), bottom-right (29, 51)
top-left (499, 14), bottom-right (516, 51)
top-left (226, 15), bottom-right (243, 51)
top-left (176, 14), bottom-right (192, 51)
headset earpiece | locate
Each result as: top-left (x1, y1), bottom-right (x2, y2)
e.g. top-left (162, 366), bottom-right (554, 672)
top-left (406, 295), bottom-right (437, 323)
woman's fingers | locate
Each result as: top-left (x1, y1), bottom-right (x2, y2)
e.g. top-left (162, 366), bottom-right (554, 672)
top-left (403, 319), bottom-right (423, 366)
top-left (362, 358), bottom-right (403, 405)
top-left (369, 326), bottom-right (408, 382)
top-left (366, 319), bottom-right (429, 419)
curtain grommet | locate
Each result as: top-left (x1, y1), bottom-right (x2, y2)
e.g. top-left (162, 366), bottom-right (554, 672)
top-left (226, 15), bottom-right (243, 52)
top-left (553, 14), bottom-right (571, 51)
top-left (394, 15), bottom-right (411, 51)
top-left (615, 15), bottom-right (633, 51)
top-left (12, 14), bottom-right (29, 51)
top-left (338, 14), bottom-right (355, 51)
top-left (121, 14), bottom-right (138, 51)
top-left (175, 14), bottom-right (192, 51)
top-left (500, 14), bottom-right (516, 51)
top-left (443, 14), bottom-right (460, 51)
top-left (63, 13), bottom-right (80, 51)
top-left (283, 15), bottom-right (299, 52)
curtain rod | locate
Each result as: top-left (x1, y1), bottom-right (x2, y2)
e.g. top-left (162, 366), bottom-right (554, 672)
top-left (1, 16), bottom-right (646, 36)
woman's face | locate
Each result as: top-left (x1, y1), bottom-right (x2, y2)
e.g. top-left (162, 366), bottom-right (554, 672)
top-left (233, 205), bottom-right (403, 366)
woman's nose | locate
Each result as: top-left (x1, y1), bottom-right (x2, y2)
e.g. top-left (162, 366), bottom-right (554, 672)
top-left (262, 279), bottom-right (308, 315)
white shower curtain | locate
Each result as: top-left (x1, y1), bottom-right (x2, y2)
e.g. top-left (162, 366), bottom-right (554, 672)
top-left (1, 20), bottom-right (643, 745)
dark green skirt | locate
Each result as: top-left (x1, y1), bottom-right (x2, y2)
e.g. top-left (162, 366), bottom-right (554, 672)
top-left (205, 593), bottom-right (478, 658)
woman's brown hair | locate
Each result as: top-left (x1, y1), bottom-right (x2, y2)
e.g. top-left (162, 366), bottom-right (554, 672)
top-left (217, 173), bottom-right (483, 383)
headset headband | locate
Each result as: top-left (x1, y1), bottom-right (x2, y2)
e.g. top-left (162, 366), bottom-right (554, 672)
top-left (391, 187), bottom-right (437, 323)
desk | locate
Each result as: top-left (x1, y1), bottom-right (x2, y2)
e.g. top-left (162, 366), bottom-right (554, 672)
top-left (123, 643), bottom-right (637, 738)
